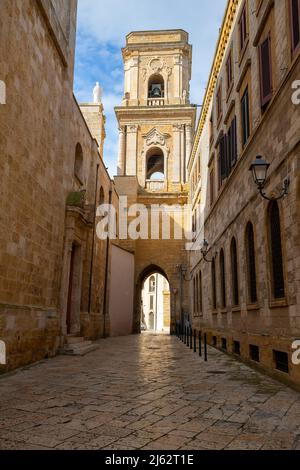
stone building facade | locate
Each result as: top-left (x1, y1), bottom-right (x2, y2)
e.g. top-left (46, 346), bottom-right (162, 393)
top-left (188, 0), bottom-right (300, 389)
top-left (114, 30), bottom-right (196, 333)
top-left (0, 0), bottom-right (116, 371)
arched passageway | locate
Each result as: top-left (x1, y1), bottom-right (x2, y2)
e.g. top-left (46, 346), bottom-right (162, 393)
top-left (135, 264), bottom-right (173, 334)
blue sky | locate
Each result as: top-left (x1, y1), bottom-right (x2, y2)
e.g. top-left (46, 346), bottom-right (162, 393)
top-left (74, 0), bottom-right (227, 176)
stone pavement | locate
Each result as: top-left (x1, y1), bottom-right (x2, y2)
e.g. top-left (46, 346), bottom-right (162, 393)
top-left (0, 333), bottom-right (300, 450)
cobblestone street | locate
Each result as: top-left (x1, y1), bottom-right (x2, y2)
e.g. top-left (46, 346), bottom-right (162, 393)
top-left (0, 333), bottom-right (300, 450)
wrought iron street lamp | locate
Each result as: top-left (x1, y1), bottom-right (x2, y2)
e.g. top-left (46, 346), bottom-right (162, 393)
top-left (249, 155), bottom-right (289, 201)
top-left (201, 239), bottom-right (214, 263)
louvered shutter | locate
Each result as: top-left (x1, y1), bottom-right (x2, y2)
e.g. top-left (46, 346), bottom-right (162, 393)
top-left (259, 35), bottom-right (273, 106)
top-left (232, 116), bottom-right (237, 165)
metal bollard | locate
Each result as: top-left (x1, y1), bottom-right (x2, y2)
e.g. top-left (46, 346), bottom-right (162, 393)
top-left (194, 329), bottom-right (196, 353)
top-left (184, 326), bottom-right (186, 344)
top-left (204, 333), bottom-right (208, 362)
top-left (199, 330), bottom-right (202, 357)
top-left (187, 327), bottom-right (189, 347)
top-left (190, 327), bottom-right (193, 350)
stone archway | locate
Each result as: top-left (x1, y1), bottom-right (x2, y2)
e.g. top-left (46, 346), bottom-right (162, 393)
top-left (134, 264), bottom-right (177, 335)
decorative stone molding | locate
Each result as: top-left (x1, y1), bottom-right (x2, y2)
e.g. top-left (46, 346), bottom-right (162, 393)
top-left (143, 128), bottom-right (170, 147)
top-left (142, 57), bottom-right (173, 82)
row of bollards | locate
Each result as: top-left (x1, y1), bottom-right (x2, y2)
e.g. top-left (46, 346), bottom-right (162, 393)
top-left (176, 324), bottom-right (208, 362)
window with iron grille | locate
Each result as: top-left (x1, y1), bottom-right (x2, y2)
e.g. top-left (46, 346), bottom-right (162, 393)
top-left (211, 258), bottom-right (217, 310)
top-left (259, 34), bottom-right (273, 107)
top-left (246, 222), bottom-right (257, 304)
top-left (222, 338), bottom-right (227, 350)
top-left (212, 336), bottom-right (217, 346)
top-left (233, 341), bottom-right (241, 355)
top-left (220, 249), bottom-right (226, 309)
top-left (269, 201), bottom-right (285, 299)
top-left (231, 237), bottom-right (239, 306)
top-left (241, 87), bottom-right (250, 146)
top-left (249, 344), bottom-right (260, 362)
top-left (273, 350), bottom-right (289, 373)
top-left (290, 0), bottom-right (300, 54)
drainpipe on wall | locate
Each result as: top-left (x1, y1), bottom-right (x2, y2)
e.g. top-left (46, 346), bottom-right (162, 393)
top-left (88, 163), bottom-right (100, 314)
top-left (102, 186), bottom-right (112, 338)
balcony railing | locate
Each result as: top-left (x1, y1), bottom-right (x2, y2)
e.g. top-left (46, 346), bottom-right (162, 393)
top-left (147, 98), bottom-right (165, 107)
top-left (145, 179), bottom-right (166, 192)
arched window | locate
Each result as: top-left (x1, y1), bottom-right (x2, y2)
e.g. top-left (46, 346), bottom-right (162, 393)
top-left (149, 275), bottom-right (156, 292)
top-left (211, 258), bottom-right (217, 310)
top-left (146, 147), bottom-right (164, 180)
top-left (220, 249), bottom-right (226, 308)
top-left (230, 237), bottom-right (239, 306)
top-left (99, 186), bottom-right (105, 205)
top-left (148, 74), bottom-right (165, 99)
top-left (268, 201), bottom-right (285, 299)
top-left (246, 222), bottom-right (257, 304)
top-left (198, 271), bottom-right (203, 314)
top-left (74, 143), bottom-right (83, 183)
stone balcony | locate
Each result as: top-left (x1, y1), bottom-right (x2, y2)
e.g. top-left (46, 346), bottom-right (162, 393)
top-left (147, 98), bottom-right (165, 107)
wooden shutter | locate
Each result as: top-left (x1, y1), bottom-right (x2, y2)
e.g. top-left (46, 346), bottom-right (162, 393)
top-left (232, 116), bottom-right (237, 165)
top-left (259, 34), bottom-right (273, 106)
top-left (290, 0), bottom-right (300, 53)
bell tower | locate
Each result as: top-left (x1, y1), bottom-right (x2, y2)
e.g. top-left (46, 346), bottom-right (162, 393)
top-left (114, 30), bottom-right (196, 334)
top-left (115, 30), bottom-right (196, 192)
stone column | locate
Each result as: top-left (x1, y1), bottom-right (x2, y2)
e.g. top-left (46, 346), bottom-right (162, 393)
top-left (186, 124), bottom-right (193, 170)
top-left (172, 124), bottom-right (182, 183)
top-left (126, 125), bottom-right (138, 176)
top-left (117, 126), bottom-right (126, 176)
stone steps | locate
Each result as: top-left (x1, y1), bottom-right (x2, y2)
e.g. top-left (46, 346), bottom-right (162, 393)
top-left (59, 335), bottom-right (100, 356)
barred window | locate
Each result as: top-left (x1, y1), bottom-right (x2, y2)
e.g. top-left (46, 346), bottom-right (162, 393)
top-left (268, 201), bottom-right (285, 299)
top-left (220, 249), bottom-right (226, 308)
top-left (246, 222), bottom-right (257, 304)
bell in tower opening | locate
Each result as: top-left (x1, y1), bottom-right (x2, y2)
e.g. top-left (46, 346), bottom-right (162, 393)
top-left (148, 75), bottom-right (165, 99)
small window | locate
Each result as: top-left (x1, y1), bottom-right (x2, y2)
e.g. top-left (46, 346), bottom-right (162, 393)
top-left (150, 295), bottom-right (154, 310)
top-left (222, 338), bottom-right (227, 350)
top-left (149, 276), bottom-right (156, 292)
top-left (241, 87), bottom-right (250, 146)
top-left (233, 341), bottom-right (241, 355)
top-left (259, 34), bottom-right (273, 107)
top-left (249, 344), bottom-right (260, 362)
top-left (99, 186), bottom-right (105, 206)
top-left (212, 336), bottom-right (217, 347)
top-left (290, 0), bottom-right (300, 54)
top-left (273, 350), bottom-right (289, 373)
top-left (239, 3), bottom-right (248, 52)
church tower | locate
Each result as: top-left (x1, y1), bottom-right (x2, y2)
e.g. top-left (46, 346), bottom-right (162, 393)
top-left (115, 30), bottom-right (196, 192)
top-left (114, 31), bottom-right (196, 334)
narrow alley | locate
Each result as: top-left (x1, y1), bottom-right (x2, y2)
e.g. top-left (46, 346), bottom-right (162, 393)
top-left (0, 334), bottom-right (299, 450)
